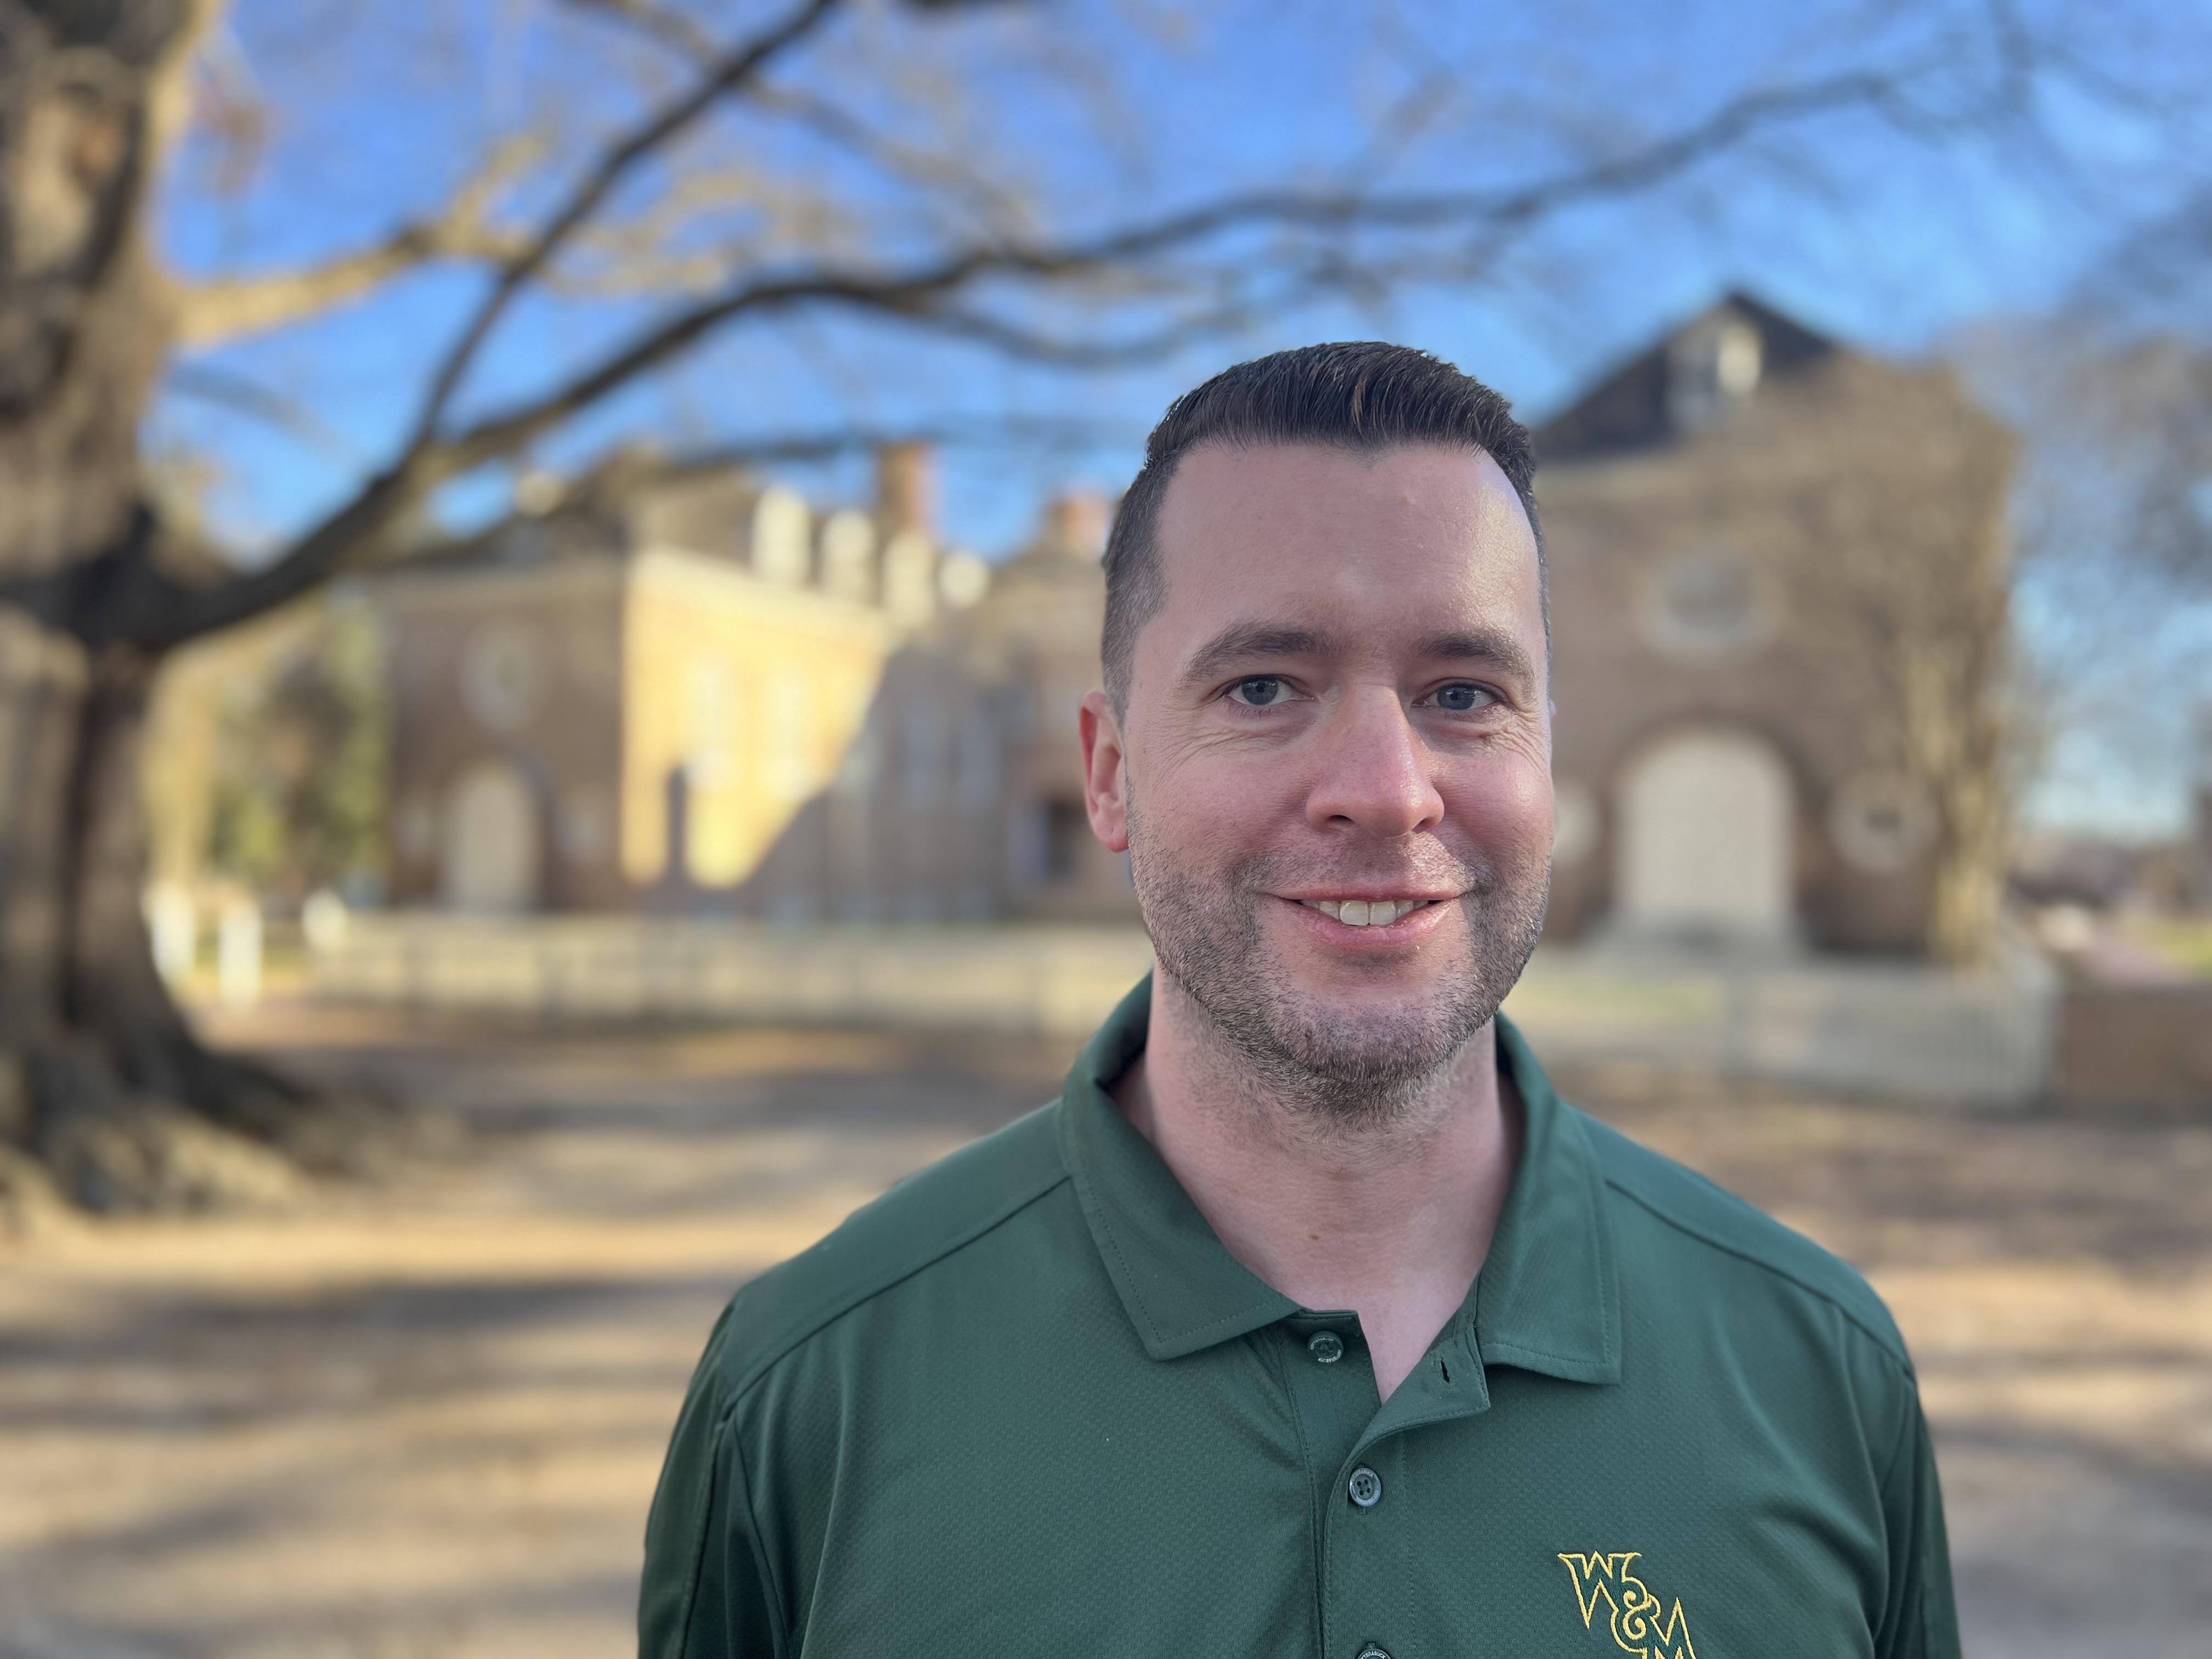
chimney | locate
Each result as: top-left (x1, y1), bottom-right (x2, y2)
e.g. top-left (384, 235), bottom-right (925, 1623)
top-left (1043, 492), bottom-right (1108, 561)
top-left (875, 442), bottom-right (936, 538)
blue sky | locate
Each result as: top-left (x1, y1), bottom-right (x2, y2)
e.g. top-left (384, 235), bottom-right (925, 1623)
top-left (151, 0), bottom-right (2212, 838)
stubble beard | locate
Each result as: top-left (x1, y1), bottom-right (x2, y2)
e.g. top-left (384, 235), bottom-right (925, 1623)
top-left (1128, 790), bottom-right (1551, 1139)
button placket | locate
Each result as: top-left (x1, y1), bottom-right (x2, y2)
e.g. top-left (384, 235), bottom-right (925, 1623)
top-left (1286, 1316), bottom-right (1391, 1659)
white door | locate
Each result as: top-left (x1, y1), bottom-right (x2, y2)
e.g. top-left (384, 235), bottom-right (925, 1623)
top-left (442, 758), bottom-right (541, 911)
top-left (1616, 729), bottom-right (1793, 939)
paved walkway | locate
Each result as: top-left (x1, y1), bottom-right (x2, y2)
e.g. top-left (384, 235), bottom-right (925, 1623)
top-left (1, 1005), bottom-right (2205, 1657)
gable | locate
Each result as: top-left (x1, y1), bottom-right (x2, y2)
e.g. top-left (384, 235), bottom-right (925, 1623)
top-left (1534, 292), bottom-right (1837, 464)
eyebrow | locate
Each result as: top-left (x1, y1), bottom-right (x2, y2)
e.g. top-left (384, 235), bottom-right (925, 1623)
top-left (1177, 620), bottom-right (1538, 691)
top-left (1178, 624), bottom-right (1331, 689)
top-left (1414, 628), bottom-right (1538, 687)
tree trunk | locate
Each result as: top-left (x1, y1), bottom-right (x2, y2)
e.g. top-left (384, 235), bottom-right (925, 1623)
top-left (0, 1), bottom-right (354, 1214)
top-left (8, 635), bottom-right (312, 1210)
top-left (1903, 616), bottom-right (2011, 970)
top-left (1904, 403), bottom-right (2017, 972)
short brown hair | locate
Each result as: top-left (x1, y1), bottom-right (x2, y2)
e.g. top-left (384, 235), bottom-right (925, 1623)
top-left (1101, 341), bottom-right (1543, 708)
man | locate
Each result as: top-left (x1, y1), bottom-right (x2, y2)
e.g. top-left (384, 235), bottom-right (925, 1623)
top-left (641, 343), bottom-right (1957, 1658)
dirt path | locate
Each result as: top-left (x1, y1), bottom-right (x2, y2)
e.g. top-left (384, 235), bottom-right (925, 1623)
top-left (1578, 1065), bottom-right (2212, 1659)
top-left (2, 1009), bottom-right (2207, 1658)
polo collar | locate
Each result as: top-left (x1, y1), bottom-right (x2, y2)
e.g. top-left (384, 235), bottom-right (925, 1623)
top-left (1057, 975), bottom-right (1622, 1387)
top-left (1058, 980), bottom-right (1299, 1358)
top-left (1475, 1017), bottom-right (1622, 1385)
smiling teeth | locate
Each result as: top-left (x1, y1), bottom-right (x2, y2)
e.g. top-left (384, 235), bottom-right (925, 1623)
top-left (1304, 899), bottom-right (1428, 926)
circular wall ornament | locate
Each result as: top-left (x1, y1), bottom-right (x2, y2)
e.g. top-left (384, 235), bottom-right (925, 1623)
top-left (558, 791), bottom-right (610, 865)
top-left (1637, 545), bottom-right (1780, 663)
top-left (1827, 772), bottom-right (1937, 873)
top-left (459, 619), bottom-right (549, 733)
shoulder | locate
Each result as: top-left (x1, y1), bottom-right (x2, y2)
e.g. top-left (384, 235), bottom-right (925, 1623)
top-left (1572, 1106), bottom-right (1911, 1372)
top-left (703, 1101), bottom-right (1072, 1402)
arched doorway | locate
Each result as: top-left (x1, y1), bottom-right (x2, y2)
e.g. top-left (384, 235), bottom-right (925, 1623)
top-left (1615, 728), bottom-right (1794, 940)
top-left (441, 758), bottom-right (541, 911)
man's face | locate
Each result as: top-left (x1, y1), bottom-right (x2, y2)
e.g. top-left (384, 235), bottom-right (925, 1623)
top-left (1081, 442), bottom-right (1553, 1116)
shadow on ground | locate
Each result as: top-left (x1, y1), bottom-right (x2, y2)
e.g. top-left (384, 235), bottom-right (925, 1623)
top-left (0, 1005), bottom-right (2204, 1658)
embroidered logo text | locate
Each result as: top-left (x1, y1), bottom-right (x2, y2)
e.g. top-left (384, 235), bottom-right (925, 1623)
top-left (1556, 1551), bottom-right (1698, 1659)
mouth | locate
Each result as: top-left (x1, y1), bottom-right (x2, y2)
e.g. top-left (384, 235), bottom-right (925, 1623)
top-left (1294, 897), bottom-right (1447, 928)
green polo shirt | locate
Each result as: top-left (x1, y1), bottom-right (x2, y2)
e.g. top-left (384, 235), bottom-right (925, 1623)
top-left (642, 978), bottom-right (1956, 1658)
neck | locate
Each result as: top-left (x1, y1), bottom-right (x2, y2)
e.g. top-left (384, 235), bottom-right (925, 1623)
top-left (1111, 974), bottom-right (1522, 1402)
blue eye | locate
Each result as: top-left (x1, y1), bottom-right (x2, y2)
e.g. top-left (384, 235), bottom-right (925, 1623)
top-left (1231, 676), bottom-right (1286, 707)
top-left (1432, 683), bottom-right (1493, 712)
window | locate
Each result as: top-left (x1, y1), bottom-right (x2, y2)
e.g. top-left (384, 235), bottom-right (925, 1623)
top-left (459, 620), bottom-right (548, 732)
top-left (956, 707), bottom-right (1000, 810)
top-left (1638, 546), bottom-right (1779, 663)
top-left (902, 706), bottom-right (947, 806)
top-left (1666, 318), bottom-right (1762, 431)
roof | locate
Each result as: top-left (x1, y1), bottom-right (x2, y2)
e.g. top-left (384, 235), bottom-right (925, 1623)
top-left (1533, 291), bottom-right (1838, 465)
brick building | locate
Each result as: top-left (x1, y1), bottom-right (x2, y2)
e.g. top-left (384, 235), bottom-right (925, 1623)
top-left (376, 447), bottom-right (1133, 921)
top-left (1536, 295), bottom-right (2014, 957)
top-left (377, 297), bottom-right (2010, 956)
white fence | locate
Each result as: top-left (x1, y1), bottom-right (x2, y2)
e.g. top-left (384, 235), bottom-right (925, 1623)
top-left (1500, 942), bottom-right (2059, 1107)
top-left (309, 916), bottom-right (2058, 1105)
top-left (311, 914), bottom-right (1158, 1039)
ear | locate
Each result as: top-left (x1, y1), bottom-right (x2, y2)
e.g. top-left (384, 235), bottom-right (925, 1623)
top-left (1079, 689), bottom-right (1130, 854)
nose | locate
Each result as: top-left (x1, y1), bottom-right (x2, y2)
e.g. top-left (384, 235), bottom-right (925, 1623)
top-left (1305, 686), bottom-right (1444, 839)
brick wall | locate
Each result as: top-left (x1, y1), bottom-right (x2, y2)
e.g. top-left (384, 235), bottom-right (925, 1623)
top-left (2058, 984), bottom-right (2212, 1111)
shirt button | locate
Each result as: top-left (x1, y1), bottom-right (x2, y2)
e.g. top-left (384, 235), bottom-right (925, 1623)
top-left (1347, 1465), bottom-right (1383, 1508)
top-left (1307, 1330), bottom-right (1345, 1364)
top-left (1356, 1647), bottom-right (1391, 1659)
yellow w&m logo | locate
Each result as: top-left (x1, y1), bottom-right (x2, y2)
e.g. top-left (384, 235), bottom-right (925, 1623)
top-left (1556, 1552), bottom-right (1698, 1659)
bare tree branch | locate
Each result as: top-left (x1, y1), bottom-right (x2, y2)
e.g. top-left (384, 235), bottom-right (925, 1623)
top-left (748, 81), bottom-right (1038, 241)
top-left (906, 301), bottom-right (1259, 367)
top-left (165, 363), bottom-right (365, 465)
top-left (115, 48), bottom-right (2044, 648)
top-left (379, 424), bottom-right (1097, 603)
top-left (479, 55), bottom-right (1966, 370)
top-left (420, 410), bottom-right (1130, 552)
top-left (562, 0), bottom-right (719, 63)
top-left (644, 413), bottom-right (1128, 475)
top-left (172, 139), bottom-right (538, 346)
top-left (407, 0), bottom-right (844, 447)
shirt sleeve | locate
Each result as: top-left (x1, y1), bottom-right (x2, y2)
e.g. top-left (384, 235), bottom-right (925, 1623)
top-left (1873, 1378), bottom-right (1961, 1659)
top-left (640, 1311), bottom-right (785, 1658)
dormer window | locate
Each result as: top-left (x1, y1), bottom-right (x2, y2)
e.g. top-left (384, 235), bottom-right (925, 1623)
top-left (1667, 317), bottom-right (1763, 431)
